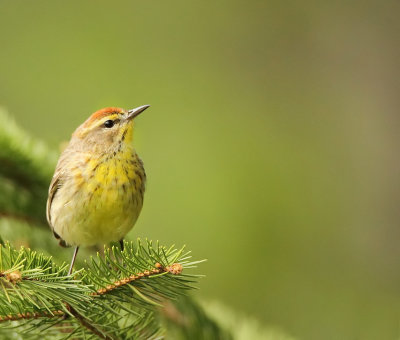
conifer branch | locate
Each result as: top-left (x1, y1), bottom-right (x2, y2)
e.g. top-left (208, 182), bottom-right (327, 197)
top-left (0, 240), bottom-right (205, 339)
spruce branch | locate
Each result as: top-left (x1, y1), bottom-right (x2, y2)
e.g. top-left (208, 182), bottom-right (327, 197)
top-left (0, 240), bottom-right (206, 339)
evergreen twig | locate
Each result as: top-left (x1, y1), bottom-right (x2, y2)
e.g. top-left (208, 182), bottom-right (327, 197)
top-left (0, 240), bottom-right (205, 339)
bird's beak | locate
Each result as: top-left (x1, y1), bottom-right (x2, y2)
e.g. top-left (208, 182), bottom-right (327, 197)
top-left (127, 105), bottom-right (150, 121)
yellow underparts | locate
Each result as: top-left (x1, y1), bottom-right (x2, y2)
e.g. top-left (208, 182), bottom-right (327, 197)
top-left (51, 147), bottom-right (145, 246)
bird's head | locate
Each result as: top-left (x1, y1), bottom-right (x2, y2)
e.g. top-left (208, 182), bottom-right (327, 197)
top-left (71, 105), bottom-right (149, 153)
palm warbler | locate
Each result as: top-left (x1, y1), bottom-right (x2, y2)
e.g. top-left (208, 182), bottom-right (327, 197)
top-left (46, 105), bottom-right (149, 274)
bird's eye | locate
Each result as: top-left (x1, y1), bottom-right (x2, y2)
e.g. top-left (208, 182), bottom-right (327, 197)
top-left (104, 120), bottom-right (114, 128)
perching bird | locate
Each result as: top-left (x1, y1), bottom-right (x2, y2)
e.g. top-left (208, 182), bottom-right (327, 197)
top-left (46, 105), bottom-right (149, 274)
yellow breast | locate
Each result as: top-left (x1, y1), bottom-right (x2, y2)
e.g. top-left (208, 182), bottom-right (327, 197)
top-left (50, 150), bottom-right (146, 246)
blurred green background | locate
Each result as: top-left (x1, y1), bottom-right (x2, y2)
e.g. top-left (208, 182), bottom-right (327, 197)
top-left (1, 1), bottom-right (399, 339)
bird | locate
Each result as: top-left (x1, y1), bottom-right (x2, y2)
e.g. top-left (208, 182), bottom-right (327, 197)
top-left (46, 105), bottom-right (149, 275)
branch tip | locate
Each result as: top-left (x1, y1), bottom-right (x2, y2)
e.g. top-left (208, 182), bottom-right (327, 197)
top-left (6, 270), bottom-right (22, 284)
top-left (166, 263), bottom-right (183, 275)
top-left (92, 262), bottom-right (183, 296)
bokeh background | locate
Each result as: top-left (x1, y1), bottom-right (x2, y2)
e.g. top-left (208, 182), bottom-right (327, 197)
top-left (1, 1), bottom-right (399, 339)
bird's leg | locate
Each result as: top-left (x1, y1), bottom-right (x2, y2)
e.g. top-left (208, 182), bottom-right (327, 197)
top-left (68, 246), bottom-right (79, 276)
top-left (119, 239), bottom-right (124, 251)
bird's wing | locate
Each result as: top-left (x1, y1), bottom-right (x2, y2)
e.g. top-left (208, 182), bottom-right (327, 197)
top-left (46, 170), bottom-right (61, 228)
top-left (46, 151), bottom-right (72, 248)
top-left (46, 148), bottom-right (71, 228)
